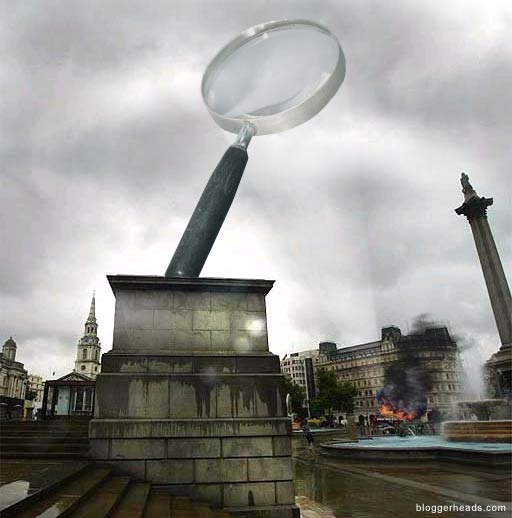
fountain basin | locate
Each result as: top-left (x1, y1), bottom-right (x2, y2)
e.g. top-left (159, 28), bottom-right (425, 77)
top-left (320, 436), bottom-right (511, 466)
top-left (442, 420), bottom-right (512, 443)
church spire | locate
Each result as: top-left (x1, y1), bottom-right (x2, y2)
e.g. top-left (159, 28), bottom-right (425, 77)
top-left (87, 291), bottom-right (96, 324)
top-left (75, 292), bottom-right (102, 379)
top-left (84, 292), bottom-right (98, 336)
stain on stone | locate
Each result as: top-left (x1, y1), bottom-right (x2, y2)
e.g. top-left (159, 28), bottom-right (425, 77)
top-left (254, 376), bottom-right (286, 417)
top-left (228, 378), bottom-right (255, 417)
top-left (180, 375), bottom-right (218, 418)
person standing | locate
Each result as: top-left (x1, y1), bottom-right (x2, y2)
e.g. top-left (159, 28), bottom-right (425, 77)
top-left (302, 420), bottom-right (314, 451)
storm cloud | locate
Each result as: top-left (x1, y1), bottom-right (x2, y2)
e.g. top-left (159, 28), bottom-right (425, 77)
top-left (1, 1), bottom-right (510, 383)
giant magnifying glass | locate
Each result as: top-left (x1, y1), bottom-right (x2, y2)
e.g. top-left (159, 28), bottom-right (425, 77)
top-left (166, 20), bottom-right (345, 277)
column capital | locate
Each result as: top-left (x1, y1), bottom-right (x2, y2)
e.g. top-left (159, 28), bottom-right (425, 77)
top-left (455, 196), bottom-right (493, 221)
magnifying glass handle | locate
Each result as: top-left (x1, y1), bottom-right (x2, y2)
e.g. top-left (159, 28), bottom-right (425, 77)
top-left (165, 144), bottom-right (249, 277)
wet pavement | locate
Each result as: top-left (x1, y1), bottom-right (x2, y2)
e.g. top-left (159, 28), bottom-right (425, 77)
top-left (1, 455), bottom-right (510, 517)
top-left (0, 460), bottom-right (88, 512)
top-left (294, 450), bottom-right (511, 518)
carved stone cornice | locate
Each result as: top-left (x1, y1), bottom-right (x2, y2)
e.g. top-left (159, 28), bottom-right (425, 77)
top-left (455, 196), bottom-right (493, 221)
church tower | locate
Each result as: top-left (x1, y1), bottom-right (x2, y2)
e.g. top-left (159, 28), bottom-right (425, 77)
top-left (74, 293), bottom-right (102, 379)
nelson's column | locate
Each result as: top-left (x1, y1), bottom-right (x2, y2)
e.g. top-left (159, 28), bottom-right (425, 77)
top-left (455, 173), bottom-right (512, 397)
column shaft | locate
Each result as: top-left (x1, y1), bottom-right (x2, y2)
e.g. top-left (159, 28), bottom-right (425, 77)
top-left (469, 216), bottom-right (512, 347)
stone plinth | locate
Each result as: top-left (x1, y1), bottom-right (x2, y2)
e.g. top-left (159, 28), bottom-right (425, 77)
top-left (89, 275), bottom-right (298, 517)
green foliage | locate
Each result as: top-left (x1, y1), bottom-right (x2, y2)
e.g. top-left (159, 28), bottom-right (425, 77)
top-left (310, 368), bottom-right (357, 417)
top-left (25, 390), bottom-right (37, 401)
top-left (282, 376), bottom-right (308, 417)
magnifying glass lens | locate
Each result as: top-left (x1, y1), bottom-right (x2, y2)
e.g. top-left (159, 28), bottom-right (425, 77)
top-left (203, 22), bottom-right (343, 134)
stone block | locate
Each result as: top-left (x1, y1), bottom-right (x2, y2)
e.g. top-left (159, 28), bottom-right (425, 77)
top-left (254, 377), bottom-right (286, 418)
top-left (248, 458), bottom-right (293, 482)
top-left (135, 291), bottom-right (173, 309)
top-left (236, 355), bottom-right (280, 374)
top-left (123, 330), bottom-right (168, 351)
top-left (273, 436), bottom-right (292, 456)
top-left (191, 484), bottom-right (222, 507)
top-left (230, 311), bottom-right (267, 332)
top-left (211, 331), bottom-right (268, 353)
top-left (153, 309), bottom-right (172, 330)
top-left (169, 378), bottom-right (217, 418)
top-left (95, 375), bottom-right (169, 418)
top-left (115, 290), bottom-right (137, 310)
top-left (90, 438), bottom-right (110, 459)
top-left (222, 437), bottom-right (273, 458)
top-left (89, 418), bottom-right (291, 439)
top-left (247, 293), bottom-right (266, 311)
top-left (146, 460), bottom-right (194, 484)
top-left (276, 481), bottom-right (295, 504)
top-left (194, 459), bottom-right (247, 483)
top-left (193, 311), bottom-right (230, 331)
top-left (194, 356), bottom-right (237, 374)
top-left (211, 292), bottom-right (247, 310)
top-left (211, 331), bottom-right (252, 353)
top-left (174, 291), bottom-right (210, 310)
top-left (132, 309), bottom-right (155, 330)
top-left (216, 380), bottom-right (256, 418)
top-left (101, 355), bottom-right (147, 373)
top-left (173, 330), bottom-right (211, 351)
top-left (110, 439), bottom-right (165, 459)
top-left (167, 438), bottom-right (221, 458)
top-left (223, 482), bottom-right (276, 507)
top-left (146, 356), bottom-right (193, 373)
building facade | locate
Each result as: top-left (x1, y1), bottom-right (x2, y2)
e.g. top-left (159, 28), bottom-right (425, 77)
top-left (0, 337), bottom-right (28, 400)
top-left (74, 293), bottom-right (101, 379)
top-left (27, 374), bottom-right (44, 403)
top-left (318, 326), bottom-right (464, 416)
top-left (42, 293), bottom-right (102, 418)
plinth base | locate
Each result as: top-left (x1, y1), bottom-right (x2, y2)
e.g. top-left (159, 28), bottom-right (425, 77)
top-left (90, 276), bottom-right (298, 516)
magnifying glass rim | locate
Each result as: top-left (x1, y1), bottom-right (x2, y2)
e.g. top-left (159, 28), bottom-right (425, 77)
top-left (201, 19), bottom-right (346, 136)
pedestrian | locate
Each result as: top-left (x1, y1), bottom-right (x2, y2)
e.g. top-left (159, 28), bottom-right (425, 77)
top-left (358, 414), bottom-right (365, 436)
top-left (302, 420), bottom-right (314, 451)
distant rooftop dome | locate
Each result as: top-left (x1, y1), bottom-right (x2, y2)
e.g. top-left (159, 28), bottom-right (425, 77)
top-left (3, 336), bottom-right (17, 348)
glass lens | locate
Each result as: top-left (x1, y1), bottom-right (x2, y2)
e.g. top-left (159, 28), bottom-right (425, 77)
top-left (203, 24), bottom-right (340, 122)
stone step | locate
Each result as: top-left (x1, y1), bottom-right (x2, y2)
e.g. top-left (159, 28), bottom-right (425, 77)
top-left (0, 450), bottom-right (88, 459)
top-left (110, 482), bottom-right (151, 517)
top-left (144, 488), bottom-right (171, 518)
top-left (73, 476), bottom-right (131, 517)
top-left (170, 496), bottom-right (208, 518)
top-left (0, 432), bottom-right (89, 438)
top-left (0, 436), bottom-right (89, 444)
top-left (0, 442), bottom-right (89, 451)
top-left (0, 461), bottom-right (90, 517)
top-left (15, 468), bottom-right (111, 517)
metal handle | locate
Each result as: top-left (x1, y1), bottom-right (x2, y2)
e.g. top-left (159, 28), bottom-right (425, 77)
top-left (165, 141), bottom-right (252, 277)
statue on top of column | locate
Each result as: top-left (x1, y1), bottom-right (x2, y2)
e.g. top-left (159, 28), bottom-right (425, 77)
top-left (460, 172), bottom-right (478, 202)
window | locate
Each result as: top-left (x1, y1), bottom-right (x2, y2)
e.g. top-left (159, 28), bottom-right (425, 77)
top-left (82, 349), bottom-right (87, 360)
top-left (81, 365), bottom-right (86, 371)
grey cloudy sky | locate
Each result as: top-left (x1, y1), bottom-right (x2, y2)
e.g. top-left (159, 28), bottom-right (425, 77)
top-left (1, 1), bottom-right (511, 390)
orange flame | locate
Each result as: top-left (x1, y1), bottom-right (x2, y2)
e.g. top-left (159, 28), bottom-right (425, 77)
top-left (378, 400), bottom-right (418, 421)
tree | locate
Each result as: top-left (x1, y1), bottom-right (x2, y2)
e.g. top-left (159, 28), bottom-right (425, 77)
top-left (310, 368), bottom-right (357, 417)
top-left (282, 376), bottom-right (307, 417)
top-left (25, 390), bottom-right (37, 401)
